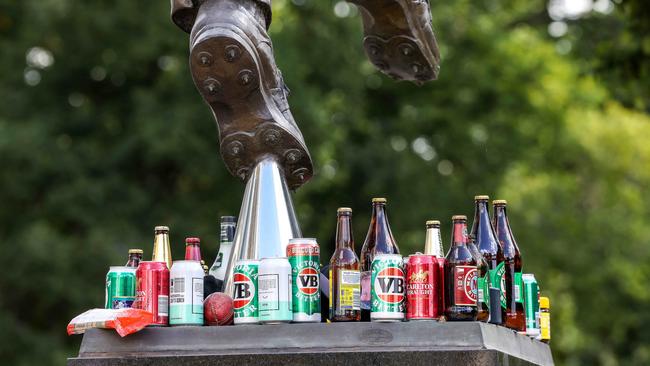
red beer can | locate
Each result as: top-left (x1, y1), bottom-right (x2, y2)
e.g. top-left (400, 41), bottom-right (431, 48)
top-left (434, 256), bottom-right (446, 319)
top-left (134, 261), bottom-right (170, 326)
top-left (406, 254), bottom-right (441, 320)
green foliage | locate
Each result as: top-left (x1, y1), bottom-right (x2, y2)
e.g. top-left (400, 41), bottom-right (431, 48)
top-left (0, 0), bottom-right (648, 365)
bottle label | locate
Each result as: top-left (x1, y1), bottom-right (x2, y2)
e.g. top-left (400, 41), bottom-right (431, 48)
top-left (338, 269), bottom-right (360, 311)
top-left (209, 243), bottom-right (232, 281)
top-left (540, 312), bottom-right (551, 340)
top-left (360, 271), bottom-right (371, 310)
top-left (478, 274), bottom-right (489, 305)
top-left (491, 262), bottom-right (506, 309)
top-left (514, 272), bottom-right (523, 303)
top-left (169, 277), bottom-right (204, 324)
top-left (453, 265), bottom-right (478, 306)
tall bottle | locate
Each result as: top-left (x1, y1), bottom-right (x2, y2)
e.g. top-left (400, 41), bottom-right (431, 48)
top-left (360, 198), bottom-right (400, 321)
top-left (184, 237), bottom-right (202, 261)
top-left (424, 220), bottom-right (446, 318)
top-left (209, 216), bottom-right (237, 283)
top-left (492, 200), bottom-right (526, 331)
top-left (152, 226), bottom-right (172, 269)
top-left (444, 215), bottom-right (478, 321)
top-left (471, 195), bottom-right (502, 323)
top-left (329, 207), bottom-right (361, 321)
top-left (125, 249), bottom-right (143, 268)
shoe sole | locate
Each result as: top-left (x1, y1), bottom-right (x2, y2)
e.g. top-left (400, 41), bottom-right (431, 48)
top-left (190, 24), bottom-right (312, 189)
top-left (350, 0), bottom-right (441, 83)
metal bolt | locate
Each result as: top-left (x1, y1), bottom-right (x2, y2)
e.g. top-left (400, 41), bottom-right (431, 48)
top-left (227, 141), bottom-right (243, 156)
top-left (204, 78), bottom-right (221, 94)
top-left (238, 70), bottom-right (253, 86)
top-left (225, 45), bottom-right (241, 62)
top-left (198, 52), bottom-right (212, 66)
top-left (284, 149), bottom-right (301, 163)
top-left (263, 130), bottom-right (280, 145)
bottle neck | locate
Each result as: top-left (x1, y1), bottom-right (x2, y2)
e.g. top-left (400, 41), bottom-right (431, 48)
top-left (451, 221), bottom-right (469, 247)
top-left (472, 200), bottom-right (499, 252)
top-left (185, 244), bottom-right (201, 261)
top-left (336, 214), bottom-right (354, 250)
top-left (126, 253), bottom-right (141, 267)
top-left (365, 203), bottom-right (398, 252)
top-left (494, 205), bottom-right (518, 255)
top-left (152, 232), bottom-right (171, 264)
top-left (220, 223), bottom-right (236, 243)
top-left (424, 226), bottom-right (444, 256)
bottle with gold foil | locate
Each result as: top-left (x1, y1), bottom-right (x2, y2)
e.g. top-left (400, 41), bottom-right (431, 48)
top-left (423, 220), bottom-right (444, 256)
top-left (152, 226), bottom-right (172, 269)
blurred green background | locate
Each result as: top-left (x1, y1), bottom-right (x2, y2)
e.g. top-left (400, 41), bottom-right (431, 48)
top-left (1, 0), bottom-right (649, 365)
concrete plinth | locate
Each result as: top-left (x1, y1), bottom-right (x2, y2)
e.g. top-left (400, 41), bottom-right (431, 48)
top-left (68, 321), bottom-right (553, 365)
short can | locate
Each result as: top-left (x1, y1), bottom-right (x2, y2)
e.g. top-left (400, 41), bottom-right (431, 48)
top-left (233, 259), bottom-right (260, 324)
top-left (169, 260), bottom-right (204, 326)
top-left (406, 253), bottom-right (441, 320)
top-left (522, 273), bottom-right (540, 337)
top-left (112, 296), bottom-right (135, 309)
top-left (287, 238), bottom-right (321, 323)
top-left (371, 254), bottom-right (406, 322)
top-left (134, 261), bottom-right (170, 326)
top-left (105, 266), bottom-right (136, 309)
top-left (258, 257), bottom-right (292, 324)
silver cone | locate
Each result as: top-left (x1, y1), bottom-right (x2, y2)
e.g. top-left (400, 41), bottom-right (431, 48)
top-left (222, 157), bottom-right (302, 296)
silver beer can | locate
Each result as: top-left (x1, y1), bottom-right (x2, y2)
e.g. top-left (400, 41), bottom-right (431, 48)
top-left (258, 257), bottom-right (292, 324)
top-left (169, 260), bottom-right (204, 326)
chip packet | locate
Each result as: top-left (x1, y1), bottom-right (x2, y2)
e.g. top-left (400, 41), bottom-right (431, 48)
top-left (67, 308), bottom-right (153, 337)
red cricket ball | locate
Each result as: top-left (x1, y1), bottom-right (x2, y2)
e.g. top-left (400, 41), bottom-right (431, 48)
top-left (204, 292), bottom-right (234, 326)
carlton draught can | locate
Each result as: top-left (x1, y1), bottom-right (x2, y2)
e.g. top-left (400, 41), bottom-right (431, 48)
top-left (258, 257), bottom-right (292, 324)
top-left (105, 266), bottom-right (136, 309)
top-left (406, 254), bottom-right (440, 320)
top-left (169, 260), bottom-right (204, 326)
top-left (523, 273), bottom-right (540, 337)
top-left (135, 261), bottom-right (170, 326)
top-left (233, 260), bottom-right (259, 324)
top-left (371, 254), bottom-right (406, 322)
top-left (287, 238), bottom-right (321, 323)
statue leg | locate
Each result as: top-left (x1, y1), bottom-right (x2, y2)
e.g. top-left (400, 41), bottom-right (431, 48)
top-left (348, 0), bottom-right (441, 84)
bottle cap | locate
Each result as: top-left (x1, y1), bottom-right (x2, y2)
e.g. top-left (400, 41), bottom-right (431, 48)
top-left (337, 207), bottom-right (352, 213)
top-left (154, 226), bottom-right (170, 232)
top-left (185, 237), bottom-right (201, 245)
top-left (474, 195), bottom-right (490, 200)
top-left (492, 199), bottom-right (508, 205)
top-left (451, 215), bottom-right (467, 221)
top-left (371, 197), bottom-right (387, 204)
top-left (221, 216), bottom-right (237, 223)
top-left (128, 249), bottom-right (143, 254)
top-left (540, 296), bottom-right (550, 308)
top-left (426, 220), bottom-right (440, 226)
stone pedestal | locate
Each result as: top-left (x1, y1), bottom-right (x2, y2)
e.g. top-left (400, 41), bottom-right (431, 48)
top-left (68, 321), bottom-right (553, 365)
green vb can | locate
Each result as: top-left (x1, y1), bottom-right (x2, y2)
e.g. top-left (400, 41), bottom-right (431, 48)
top-left (105, 266), bottom-right (136, 309)
top-left (371, 254), bottom-right (405, 322)
top-left (523, 273), bottom-right (540, 337)
top-left (233, 260), bottom-right (259, 324)
top-left (287, 238), bottom-right (321, 323)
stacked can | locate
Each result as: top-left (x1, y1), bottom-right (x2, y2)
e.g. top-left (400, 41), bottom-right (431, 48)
top-left (371, 254), bottom-right (406, 322)
top-left (406, 254), bottom-right (441, 320)
top-left (169, 260), bottom-right (204, 326)
top-left (287, 238), bottom-right (321, 323)
top-left (105, 266), bottom-right (136, 309)
top-left (135, 261), bottom-right (170, 326)
top-left (258, 257), bottom-right (292, 324)
top-left (523, 273), bottom-right (540, 337)
top-left (233, 260), bottom-right (260, 324)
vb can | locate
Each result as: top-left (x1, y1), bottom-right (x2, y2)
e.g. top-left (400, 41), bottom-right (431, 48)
top-left (169, 260), bottom-right (204, 326)
top-left (105, 266), bottom-right (136, 309)
top-left (112, 296), bottom-right (135, 309)
top-left (287, 238), bottom-right (321, 323)
top-left (258, 257), bottom-right (292, 324)
top-left (371, 254), bottom-right (406, 322)
top-left (406, 254), bottom-right (440, 320)
top-left (522, 273), bottom-right (540, 337)
top-left (233, 259), bottom-right (259, 324)
top-left (135, 261), bottom-right (170, 326)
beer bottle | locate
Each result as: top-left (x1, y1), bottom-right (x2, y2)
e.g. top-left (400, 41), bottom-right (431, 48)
top-left (424, 220), bottom-right (446, 317)
top-left (471, 195), bottom-right (503, 323)
top-left (152, 226), bottom-right (172, 269)
top-left (184, 237), bottom-right (202, 261)
top-left (360, 198), bottom-right (400, 321)
top-left (329, 207), bottom-right (361, 321)
top-left (444, 215), bottom-right (478, 321)
top-left (492, 200), bottom-right (526, 331)
top-left (209, 216), bottom-right (237, 283)
top-left (125, 249), bottom-right (143, 268)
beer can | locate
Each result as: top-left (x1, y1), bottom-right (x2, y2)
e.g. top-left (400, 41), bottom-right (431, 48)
top-left (371, 254), bottom-right (406, 322)
top-left (406, 254), bottom-right (440, 320)
top-left (258, 257), bottom-right (292, 324)
top-left (434, 256), bottom-right (446, 319)
top-left (105, 266), bottom-right (136, 309)
top-left (233, 260), bottom-right (259, 325)
top-left (134, 261), bottom-right (170, 326)
top-left (287, 238), bottom-right (321, 323)
top-left (112, 296), bottom-right (135, 309)
top-left (169, 260), bottom-right (204, 326)
top-left (522, 273), bottom-right (540, 337)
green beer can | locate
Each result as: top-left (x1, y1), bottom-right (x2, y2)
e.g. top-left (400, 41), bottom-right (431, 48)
top-left (522, 273), bottom-right (540, 337)
top-left (287, 238), bottom-right (321, 323)
top-left (371, 254), bottom-right (405, 322)
top-left (105, 266), bottom-right (136, 309)
top-left (233, 260), bottom-right (259, 324)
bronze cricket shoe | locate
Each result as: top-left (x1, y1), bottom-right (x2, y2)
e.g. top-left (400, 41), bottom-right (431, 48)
top-left (349, 0), bottom-right (441, 84)
top-left (171, 0), bottom-right (312, 190)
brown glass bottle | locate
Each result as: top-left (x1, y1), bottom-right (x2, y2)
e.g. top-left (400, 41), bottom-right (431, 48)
top-left (125, 249), bottom-right (143, 268)
top-left (360, 198), bottom-right (400, 321)
top-left (492, 200), bottom-right (526, 331)
top-left (471, 195), bottom-right (503, 323)
top-left (445, 215), bottom-right (478, 321)
top-left (329, 207), bottom-right (361, 321)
